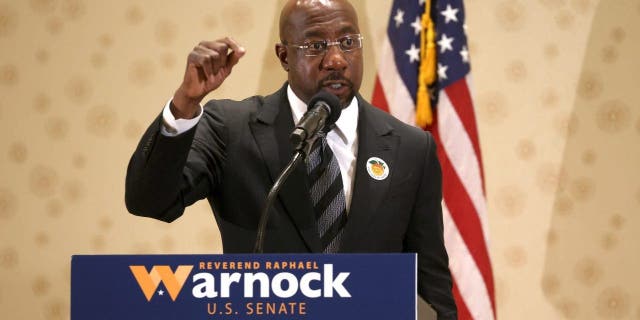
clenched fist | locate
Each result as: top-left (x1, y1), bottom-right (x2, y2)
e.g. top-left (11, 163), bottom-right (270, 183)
top-left (172, 37), bottom-right (246, 119)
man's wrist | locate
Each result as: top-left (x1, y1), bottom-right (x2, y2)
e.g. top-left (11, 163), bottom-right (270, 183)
top-left (171, 91), bottom-right (201, 119)
top-left (161, 98), bottom-right (203, 137)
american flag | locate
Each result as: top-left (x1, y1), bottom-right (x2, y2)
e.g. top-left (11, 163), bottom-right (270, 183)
top-left (371, 0), bottom-right (496, 319)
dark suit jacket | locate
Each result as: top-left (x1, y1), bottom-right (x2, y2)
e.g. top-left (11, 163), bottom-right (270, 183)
top-left (125, 83), bottom-right (457, 319)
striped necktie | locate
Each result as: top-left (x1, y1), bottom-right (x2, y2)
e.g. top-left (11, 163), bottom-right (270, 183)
top-left (306, 136), bottom-right (347, 253)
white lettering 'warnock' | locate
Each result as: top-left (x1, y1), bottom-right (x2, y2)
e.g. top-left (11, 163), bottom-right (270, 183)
top-left (191, 264), bottom-right (351, 299)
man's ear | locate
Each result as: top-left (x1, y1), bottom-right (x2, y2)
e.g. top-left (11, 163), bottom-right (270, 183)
top-left (275, 43), bottom-right (289, 71)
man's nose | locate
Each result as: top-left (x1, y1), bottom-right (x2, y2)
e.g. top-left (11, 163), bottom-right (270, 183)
top-left (321, 45), bottom-right (347, 71)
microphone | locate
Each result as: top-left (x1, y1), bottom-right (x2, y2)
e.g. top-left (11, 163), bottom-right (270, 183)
top-left (290, 91), bottom-right (342, 150)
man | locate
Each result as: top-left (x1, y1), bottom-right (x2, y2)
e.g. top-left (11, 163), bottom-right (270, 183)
top-left (126, 0), bottom-right (456, 318)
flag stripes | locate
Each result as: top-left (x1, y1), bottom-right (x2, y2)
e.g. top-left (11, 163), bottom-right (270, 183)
top-left (371, 1), bottom-right (496, 319)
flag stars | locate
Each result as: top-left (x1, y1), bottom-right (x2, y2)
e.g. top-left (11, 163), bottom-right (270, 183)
top-left (394, 9), bottom-right (405, 28)
top-left (405, 43), bottom-right (421, 63)
top-left (441, 4), bottom-right (459, 23)
top-left (438, 63), bottom-right (449, 80)
top-left (460, 46), bottom-right (470, 63)
top-left (158, 290), bottom-right (165, 296)
top-left (411, 16), bottom-right (422, 35)
top-left (438, 34), bottom-right (454, 53)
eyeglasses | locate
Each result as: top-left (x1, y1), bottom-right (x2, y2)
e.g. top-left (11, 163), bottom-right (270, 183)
top-left (283, 34), bottom-right (364, 57)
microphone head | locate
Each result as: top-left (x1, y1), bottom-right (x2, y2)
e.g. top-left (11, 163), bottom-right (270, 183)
top-left (308, 90), bottom-right (342, 129)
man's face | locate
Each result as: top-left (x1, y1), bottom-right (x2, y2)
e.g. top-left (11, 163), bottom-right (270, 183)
top-left (277, 0), bottom-right (363, 108)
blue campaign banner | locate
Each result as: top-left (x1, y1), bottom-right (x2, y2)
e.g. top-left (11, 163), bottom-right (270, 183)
top-left (71, 254), bottom-right (416, 320)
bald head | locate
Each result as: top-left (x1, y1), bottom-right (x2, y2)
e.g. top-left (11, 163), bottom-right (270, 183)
top-left (279, 0), bottom-right (359, 42)
top-left (274, 0), bottom-right (363, 108)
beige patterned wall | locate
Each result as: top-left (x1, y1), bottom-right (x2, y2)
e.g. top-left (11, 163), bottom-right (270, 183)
top-left (0, 0), bottom-right (638, 319)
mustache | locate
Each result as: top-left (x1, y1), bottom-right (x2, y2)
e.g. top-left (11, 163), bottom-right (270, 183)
top-left (319, 73), bottom-right (353, 88)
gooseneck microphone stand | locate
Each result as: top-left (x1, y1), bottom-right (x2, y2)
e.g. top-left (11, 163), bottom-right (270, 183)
top-left (252, 132), bottom-right (324, 253)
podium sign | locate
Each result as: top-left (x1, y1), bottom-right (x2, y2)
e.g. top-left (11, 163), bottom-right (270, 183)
top-left (71, 254), bottom-right (416, 319)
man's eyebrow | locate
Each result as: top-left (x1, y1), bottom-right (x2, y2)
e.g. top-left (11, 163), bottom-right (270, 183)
top-left (338, 25), bottom-right (358, 35)
top-left (303, 30), bottom-right (325, 39)
top-left (302, 25), bottom-right (359, 39)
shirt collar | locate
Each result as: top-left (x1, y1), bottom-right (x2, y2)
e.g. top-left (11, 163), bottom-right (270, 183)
top-left (287, 84), bottom-right (358, 145)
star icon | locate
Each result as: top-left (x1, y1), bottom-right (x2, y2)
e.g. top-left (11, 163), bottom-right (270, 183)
top-left (441, 4), bottom-right (459, 24)
top-left (438, 34), bottom-right (454, 53)
top-left (438, 63), bottom-right (449, 80)
top-left (411, 16), bottom-right (422, 36)
top-left (460, 46), bottom-right (470, 63)
top-left (394, 9), bottom-right (405, 28)
top-left (158, 290), bottom-right (165, 296)
top-left (405, 43), bottom-right (421, 63)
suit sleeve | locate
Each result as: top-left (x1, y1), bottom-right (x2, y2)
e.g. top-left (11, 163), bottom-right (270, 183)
top-left (404, 132), bottom-right (458, 320)
top-left (125, 103), bottom-right (227, 222)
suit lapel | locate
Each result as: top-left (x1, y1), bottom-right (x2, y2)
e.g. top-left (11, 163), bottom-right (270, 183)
top-left (248, 84), bottom-right (321, 252)
top-left (341, 98), bottom-right (399, 252)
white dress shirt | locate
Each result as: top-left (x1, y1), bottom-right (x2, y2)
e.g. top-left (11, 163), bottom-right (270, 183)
top-left (286, 86), bottom-right (359, 210)
top-left (161, 85), bottom-right (359, 209)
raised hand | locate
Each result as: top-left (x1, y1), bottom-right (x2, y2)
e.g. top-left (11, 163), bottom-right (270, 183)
top-left (172, 37), bottom-right (246, 119)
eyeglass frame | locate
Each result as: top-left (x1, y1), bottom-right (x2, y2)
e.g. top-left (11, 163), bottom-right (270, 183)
top-left (281, 34), bottom-right (364, 57)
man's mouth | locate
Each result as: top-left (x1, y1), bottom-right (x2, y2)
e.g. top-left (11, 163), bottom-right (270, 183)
top-left (319, 75), bottom-right (354, 106)
top-left (322, 80), bottom-right (351, 91)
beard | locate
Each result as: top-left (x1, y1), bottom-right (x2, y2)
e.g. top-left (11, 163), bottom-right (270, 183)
top-left (318, 72), bottom-right (355, 108)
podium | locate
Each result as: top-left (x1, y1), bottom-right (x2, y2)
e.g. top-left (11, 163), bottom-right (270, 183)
top-left (71, 253), bottom-right (416, 319)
